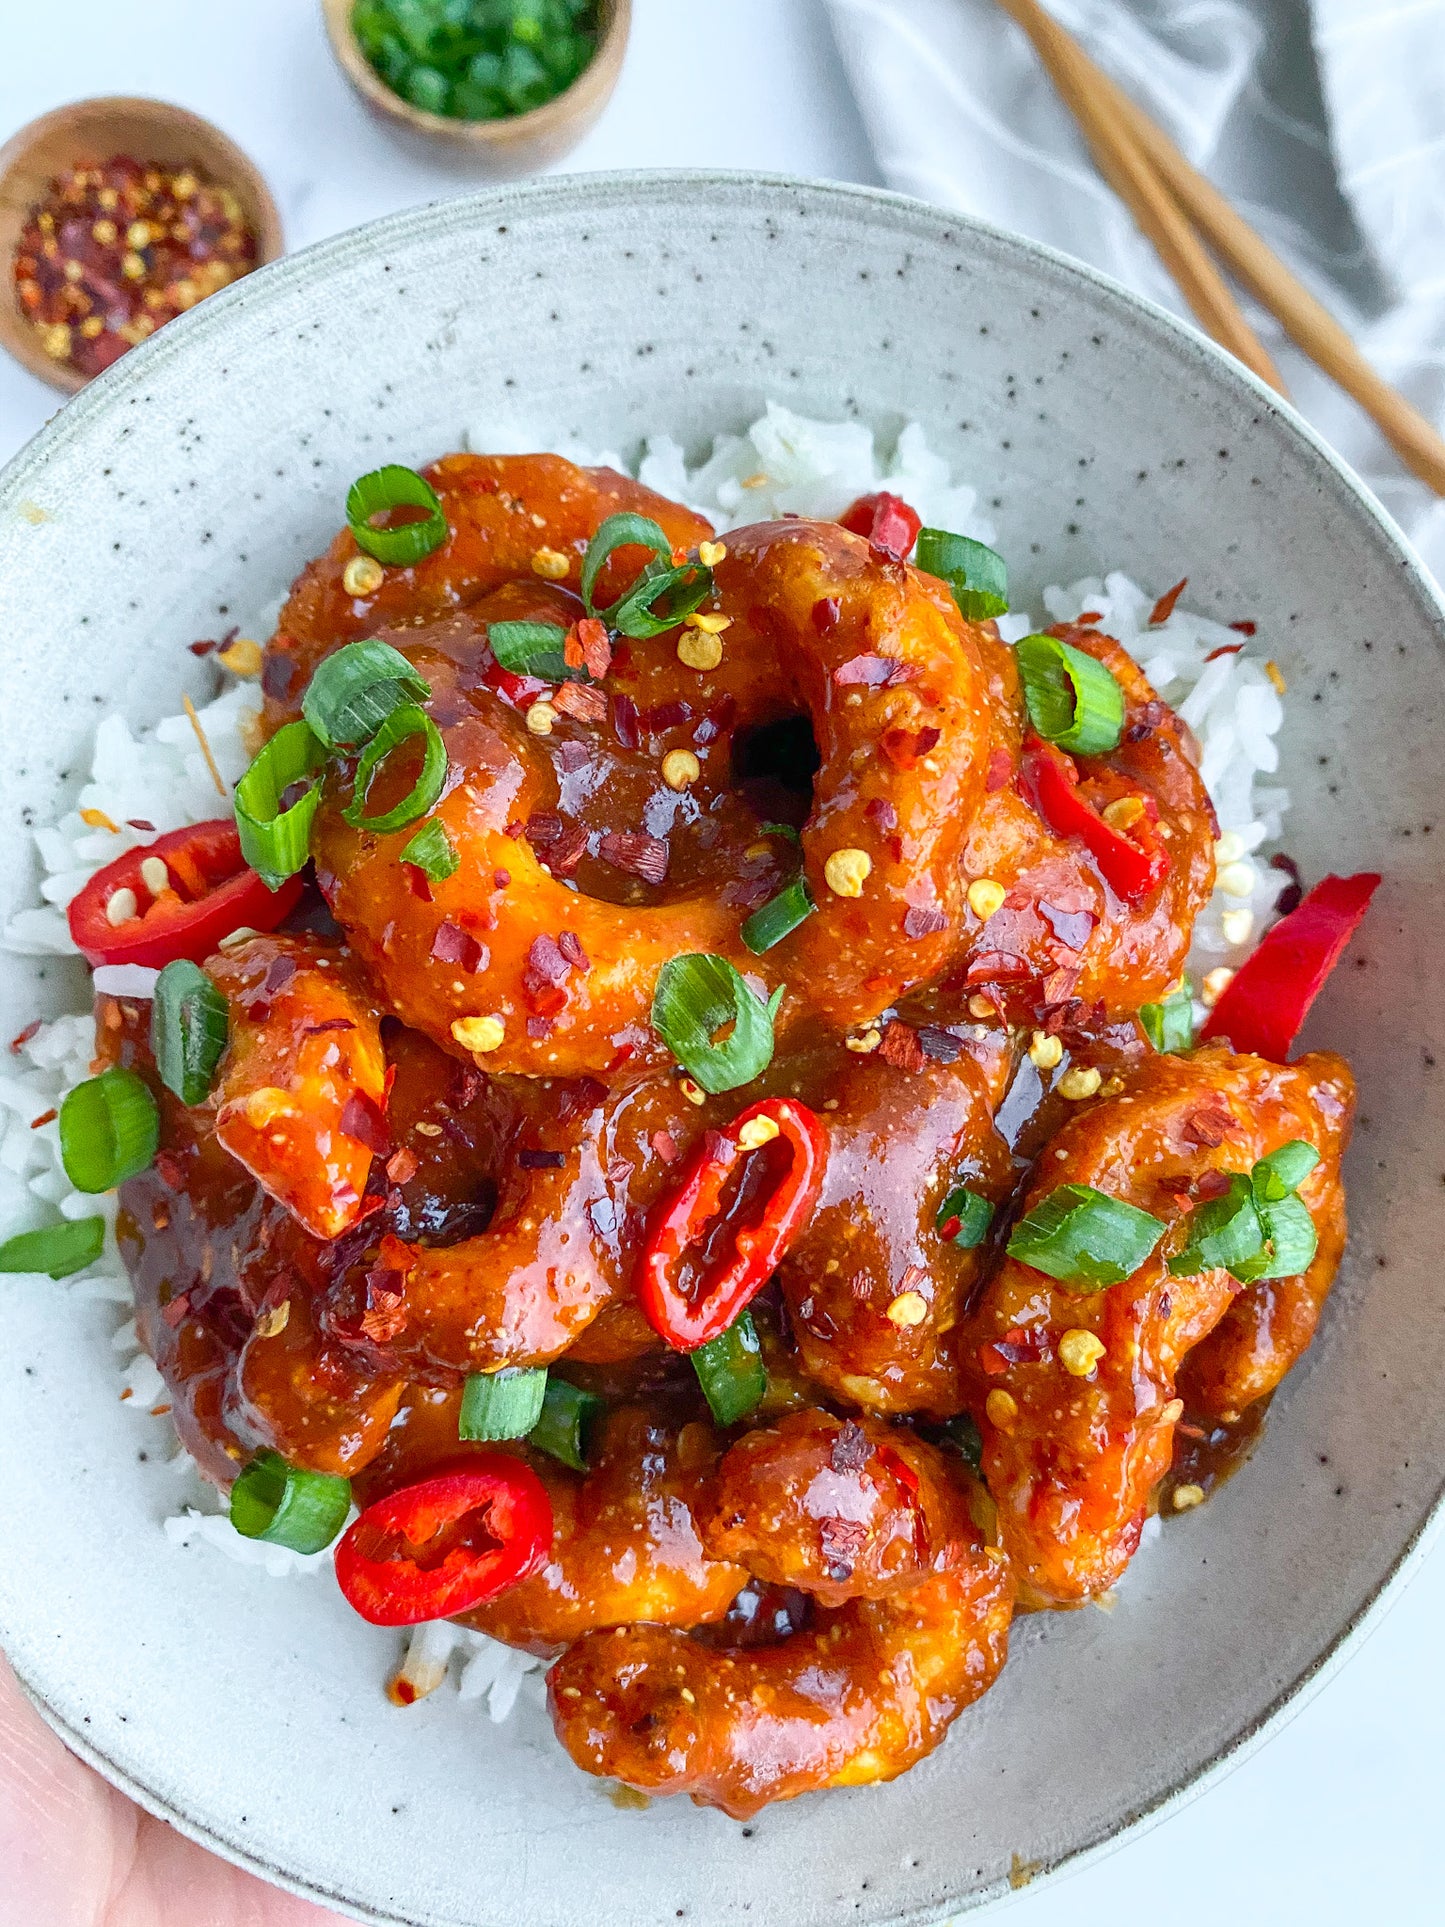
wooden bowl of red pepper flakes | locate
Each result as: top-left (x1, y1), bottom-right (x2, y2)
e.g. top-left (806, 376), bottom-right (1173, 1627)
top-left (0, 96), bottom-right (283, 395)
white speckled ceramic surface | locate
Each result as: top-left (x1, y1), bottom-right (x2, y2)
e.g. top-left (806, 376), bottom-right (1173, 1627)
top-left (0, 174), bottom-right (1442, 1927)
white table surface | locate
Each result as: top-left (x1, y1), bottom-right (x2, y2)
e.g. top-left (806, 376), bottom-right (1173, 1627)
top-left (1, 5), bottom-right (1440, 1923)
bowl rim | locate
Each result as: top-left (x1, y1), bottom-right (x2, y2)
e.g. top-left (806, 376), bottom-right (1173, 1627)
top-left (2, 167), bottom-right (1443, 1925)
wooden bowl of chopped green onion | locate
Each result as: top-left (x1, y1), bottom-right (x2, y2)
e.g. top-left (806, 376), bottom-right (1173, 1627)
top-left (321, 0), bottom-right (630, 174)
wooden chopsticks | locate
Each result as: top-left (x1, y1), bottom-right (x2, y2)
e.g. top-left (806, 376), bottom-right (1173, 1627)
top-left (996, 0), bottom-right (1445, 497)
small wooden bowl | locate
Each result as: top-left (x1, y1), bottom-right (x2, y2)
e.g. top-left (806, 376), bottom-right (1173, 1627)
top-left (0, 97), bottom-right (283, 396)
top-left (321, 0), bottom-right (631, 175)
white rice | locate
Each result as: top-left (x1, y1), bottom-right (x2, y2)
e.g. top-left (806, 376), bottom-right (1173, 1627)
top-left (0, 403), bottom-right (1289, 1707)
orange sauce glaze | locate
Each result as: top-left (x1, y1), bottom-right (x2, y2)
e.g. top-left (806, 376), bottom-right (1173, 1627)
top-left (107, 451), bottom-right (1352, 1815)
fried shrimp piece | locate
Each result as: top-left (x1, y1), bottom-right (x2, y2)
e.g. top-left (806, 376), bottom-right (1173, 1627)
top-left (207, 935), bottom-right (388, 1241)
top-left (338, 1066), bottom-right (715, 1376)
top-left (263, 452), bottom-right (712, 728)
top-left (964, 1045), bottom-right (1355, 1603)
top-left (549, 1536), bottom-right (1013, 1817)
top-left (463, 1404), bottom-right (748, 1654)
top-left (955, 623), bottom-right (1217, 1017)
top-left (775, 1050), bottom-right (1013, 1417)
top-left (703, 1409), bottom-right (977, 1607)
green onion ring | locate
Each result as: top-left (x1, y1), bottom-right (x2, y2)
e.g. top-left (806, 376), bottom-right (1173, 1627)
top-left (229, 1449), bottom-right (352, 1554)
top-left (58, 1068), bottom-right (160, 1194)
top-left (527, 1377), bottom-right (606, 1472)
top-left (651, 954), bottom-right (783, 1095)
top-left (345, 465), bottom-right (448, 567)
top-left (936, 1185), bottom-right (994, 1249)
top-left (301, 638), bottom-right (430, 749)
top-left (1167, 1174), bottom-right (1266, 1280)
top-left (579, 511), bottom-right (674, 616)
top-left (1007, 1182), bottom-right (1166, 1291)
top-left (458, 1367), bottom-right (549, 1442)
top-left (1140, 985), bottom-right (1195, 1054)
top-left (1252, 1139), bottom-right (1320, 1203)
top-left (235, 719), bottom-right (328, 891)
top-left (151, 960), bottom-right (229, 1106)
top-left (399, 818), bottom-right (459, 883)
top-left (0, 1216), bottom-right (106, 1278)
top-left (741, 876), bottom-right (816, 955)
top-left (1014, 633), bottom-right (1126, 755)
top-left (487, 620), bottom-right (578, 681)
top-left (915, 527), bottom-right (1009, 622)
top-left (343, 704), bottom-right (448, 836)
top-left (607, 560), bottom-right (714, 639)
top-left (691, 1311), bottom-right (767, 1426)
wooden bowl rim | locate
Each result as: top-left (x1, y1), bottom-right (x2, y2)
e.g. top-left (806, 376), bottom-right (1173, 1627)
top-left (0, 94), bottom-right (284, 396)
top-left (319, 0), bottom-right (632, 147)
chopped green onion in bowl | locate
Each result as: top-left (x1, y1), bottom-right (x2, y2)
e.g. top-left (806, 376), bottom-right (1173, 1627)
top-left (351, 0), bottom-right (602, 124)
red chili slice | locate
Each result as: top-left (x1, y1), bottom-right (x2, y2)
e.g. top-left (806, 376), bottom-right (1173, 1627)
top-left (1023, 738), bottom-right (1169, 906)
top-left (637, 1097), bottom-right (828, 1352)
top-left (839, 491), bottom-right (922, 561)
top-left (334, 1459), bottom-right (553, 1628)
top-left (1200, 871), bottom-right (1380, 1062)
top-left (67, 820), bottom-right (303, 968)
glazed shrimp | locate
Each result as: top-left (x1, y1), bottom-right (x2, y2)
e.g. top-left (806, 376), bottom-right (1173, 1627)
top-left (264, 452), bottom-right (713, 728)
top-left (775, 1049), bottom-right (1013, 1417)
top-left (208, 935), bottom-right (388, 1241)
top-left (549, 1423), bottom-right (1013, 1817)
top-left (952, 623), bottom-right (1217, 1018)
top-left (963, 1045), bottom-right (1355, 1603)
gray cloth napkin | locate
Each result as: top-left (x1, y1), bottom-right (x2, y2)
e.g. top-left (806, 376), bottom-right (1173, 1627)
top-left (825, 0), bottom-right (1445, 581)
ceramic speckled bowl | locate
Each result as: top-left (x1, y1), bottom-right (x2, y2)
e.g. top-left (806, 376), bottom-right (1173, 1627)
top-left (0, 174), bottom-right (1442, 1927)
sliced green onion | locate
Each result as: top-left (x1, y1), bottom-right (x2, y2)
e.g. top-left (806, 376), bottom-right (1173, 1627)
top-left (651, 954), bottom-right (783, 1094)
top-left (399, 818), bottom-right (458, 883)
top-left (59, 1068), bottom-right (160, 1193)
top-left (1140, 986), bottom-right (1195, 1054)
top-left (692, 1310), bottom-right (767, 1426)
top-left (151, 960), bottom-right (229, 1106)
top-left (345, 465), bottom-right (448, 566)
top-left (487, 620), bottom-right (578, 681)
top-left (459, 1366), bottom-right (549, 1441)
top-left (580, 511), bottom-right (673, 616)
top-left (742, 876), bottom-right (815, 955)
top-left (1240, 1193), bottom-right (1318, 1281)
top-left (1168, 1174), bottom-right (1266, 1280)
top-left (343, 704), bottom-right (447, 836)
top-left (301, 638), bottom-right (430, 749)
top-left (1252, 1139), bottom-right (1320, 1203)
top-left (915, 527), bottom-right (1009, 621)
top-left (229, 1449), bottom-right (351, 1554)
top-left (1007, 1182), bottom-right (1166, 1291)
top-left (941, 1411), bottom-right (983, 1473)
top-left (608, 560), bottom-right (714, 639)
top-left (1014, 633), bottom-right (1126, 755)
top-left (528, 1377), bottom-right (606, 1472)
top-left (0, 1216), bottom-right (105, 1278)
top-left (758, 821), bottom-right (802, 846)
top-left (936, 1185), bottom-right (994, 1249)
top-left (235, 718), bottom-right (328, 890)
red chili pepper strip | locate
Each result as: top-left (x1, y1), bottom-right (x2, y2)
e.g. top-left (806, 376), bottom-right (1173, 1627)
top-left (638, 1097), bottom-right (829, 1352)
top-left (1200, 871), bottom-right (1381, 1062)
top-left (1024, 738), bottom-right (1169, 906)
top-left (839, 491), bottom-right (922, 561)
top-left (68, 820), bottom-right (303, 968)
top-left (334, 1459), bottom-right (553, 1628)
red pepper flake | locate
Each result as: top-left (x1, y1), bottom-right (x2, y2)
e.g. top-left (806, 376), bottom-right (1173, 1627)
top-left (833, 653), bottom-right (899, 688)
top-left (504, 819), bottom-right (527, 839)
top-left (606, 1044), bottom-right (635, 1075)
top-left (430, 922), bottom-right (487, 973)
top-left (525, 811), bottom-right (562, 847)
top-left (640, 699), bottom-right (693, 733)
top-left (881, 725), bottom-right (938, 769)
top-left (553, 681), bottom-right (608, 725)
top-left (556, 739), bottom-right (588, 773)
top-left (612, 693), bottom-right (640, 750)
top-left (8, 1019), bottom-right (41, 1055)
top-left (575, 617), bottom-right (612, 679)
top-left (402, 863), bottom-right (432, 902)
top-left (29, 1107), bottom-right (57, 1129)
top-left (1040, 901), bottom-right (1096, 951)
top-left (1181, 1104), bottom-right (1234, 1149)
top-left (188, 639), bottom-right (216, 657)
top-left (1203, 642), bottom-right (1245, 663)
top-left (812, 596), bottom-right (841, 635)
top-left (557, 930), bottom-right (589, 971)
top-left (340, 1091), bottom-right (391, 1154)
top-left (917, 1025), bottom-right (964, 1063)
top-left (985, 747), bottom-right (1013, 793)
top-left (693, 694), bottom-right (737, 747)
top-left (839, 491), bottom-right (922, 561)
top-left (517, 1148), bottom-right (566, 1170)
top-left (548, 824), bottom-right (589, 875)
top-left (1076, 610), bottom-right (1104, 624)
top-left (865, 798), bottom-right (898, 832)
top-left (526, 1014), bottom-right (555, 1040)
top-left (1269, 851), bottom-right (1303, 916)
top-left (878, 1020), bottom-right (926, 1073)
top-left (1229, 620), bottom-right (1258, 636)
top-left (359, 1277), bottom-right (407, 1344)
top-left (903, 905), bottom-right (948, 940)
top-left (125, 819), bottom-right (156, 832)
top-left (1194, 1167), bottom-right (1233, 1201)
top-left (557, 1075), bottom-right (608, 1123)
top-left (160, 1291), bottom-right (191, 1329)
top-left (385, 1146), bottom-right (420, 1185)
top-left (153, 1150), bottom-right (185, 1190)
top-left (651, 1129), bottom-right (679, 1163)
top-left (262, 954), bottom-right (298, 996)
top-left (819, 1515), bottom-right (869, 1577)
top-left (300, 1017), bottom-right (356, 1038)
top-left (598, 830), bottom-right (669, 884)
top-left (493, 869), bottom-right (511, 890)
top-left (524, 933), bottom-right (572, 991)
top-left (830, 1419), bottom-right (871, 1472)
top-left (1148, 578), bottom-right (1188, 626)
